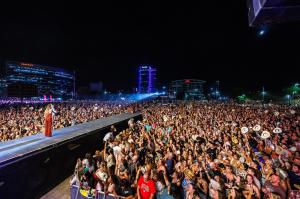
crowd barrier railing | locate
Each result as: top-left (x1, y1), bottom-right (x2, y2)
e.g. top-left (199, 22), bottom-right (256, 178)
top-left (71, 185), bottom-right (125, 199)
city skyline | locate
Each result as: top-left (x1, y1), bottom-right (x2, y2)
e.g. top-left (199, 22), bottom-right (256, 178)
top-left (0, 2), bottom-right (299, 95)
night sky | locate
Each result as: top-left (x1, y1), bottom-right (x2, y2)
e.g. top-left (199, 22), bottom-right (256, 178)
top-left (0, 2), bottom-right (299, 95)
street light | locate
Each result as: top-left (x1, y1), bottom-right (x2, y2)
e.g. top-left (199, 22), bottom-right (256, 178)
top-left (261, 87), bottom-right (266, 103)
top-left (286, 94), bottom-right (291, 105)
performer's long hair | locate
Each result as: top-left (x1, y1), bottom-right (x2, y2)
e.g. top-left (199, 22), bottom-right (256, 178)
top-left (46, 104), bottom-right (52, 110)
top-left (45, 104), bottom-right (53, 116)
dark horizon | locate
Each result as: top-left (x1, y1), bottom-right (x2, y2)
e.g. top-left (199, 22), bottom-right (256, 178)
top-left (0, 2), bottom-right (299, 96)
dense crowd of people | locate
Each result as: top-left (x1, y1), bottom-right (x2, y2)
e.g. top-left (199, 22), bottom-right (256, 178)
top-left (71, 102), bottom-right (299, 199)
top-left (0, 101), bottom-right (136, 142)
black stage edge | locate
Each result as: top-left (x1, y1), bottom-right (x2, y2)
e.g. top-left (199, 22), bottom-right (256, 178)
top-left (0, 113), bottom-right (142, 199)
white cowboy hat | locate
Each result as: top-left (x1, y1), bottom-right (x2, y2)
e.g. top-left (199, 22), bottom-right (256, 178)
top-left (275, 146), bottom-right (285, 155)
top-left (264, 110), bottom-right (269, 114)
top-left (261, 131), bottom-right (270, 139)
top-left (253, 125), bottom-right (261, 132)
top-left (273, 127), bottom-right (282, 134)
top-left (274, 111), bottom-right (279, 116)
top-left (289, 146), bottom-right (297, 152)
top-left (290, 110), bottom-right (296, 115)
top-left (241, 127), bottom-right (249, 134)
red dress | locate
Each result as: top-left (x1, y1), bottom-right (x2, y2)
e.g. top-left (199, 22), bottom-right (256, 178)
top-left (44, 110), bottom-right (53, 137)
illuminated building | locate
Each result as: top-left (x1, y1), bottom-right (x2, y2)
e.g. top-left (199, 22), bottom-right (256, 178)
top-left (170, 79), bottom-right (206, 100)
top-left (0, 78), bottom-right (6, 96)
top-left (138, 65), bottom-right (157, 93)
top-left (3, 61), bottom-right (75, 98)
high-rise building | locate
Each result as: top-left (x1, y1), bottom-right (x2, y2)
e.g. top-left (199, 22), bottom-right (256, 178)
top-left (138, 65), bottom-right (157, 93)
top-left (0, 78), bottom-right (6, 96)
top-left (2, 61), bottom-right (75, 98)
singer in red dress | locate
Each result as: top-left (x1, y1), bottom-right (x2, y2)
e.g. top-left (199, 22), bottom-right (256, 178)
top-left (44, 104), bottom-right (53, 137)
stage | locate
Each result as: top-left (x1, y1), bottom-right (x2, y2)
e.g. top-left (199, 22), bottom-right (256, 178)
top-left (0, 112), bottom-right (142, 199)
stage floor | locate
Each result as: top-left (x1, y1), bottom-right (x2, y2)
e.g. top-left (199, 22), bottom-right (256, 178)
top-left (0, 112), bottom-right (140, 167)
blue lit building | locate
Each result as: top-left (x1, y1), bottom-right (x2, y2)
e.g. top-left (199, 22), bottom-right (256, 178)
top-left (138, 65), bottom-right (157, 93)
top-left (3, 61), bottom-right (75, 98)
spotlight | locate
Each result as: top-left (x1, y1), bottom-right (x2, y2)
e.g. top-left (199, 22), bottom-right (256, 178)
top-left (258, 30), bottom-right (265, 36)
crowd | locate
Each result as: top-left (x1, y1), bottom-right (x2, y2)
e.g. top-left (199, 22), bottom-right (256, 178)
top-left (71, 102), bottom-right (299, 199)
top-left (0, 101), bottom-right (136, 142)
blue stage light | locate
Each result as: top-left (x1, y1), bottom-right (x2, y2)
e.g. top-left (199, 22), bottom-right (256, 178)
top-left (257, 25), bottom-right (268, 37)
top-left (259, 30), bottom-right (265, 36)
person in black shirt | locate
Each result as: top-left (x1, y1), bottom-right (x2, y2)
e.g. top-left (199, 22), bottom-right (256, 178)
top-left (288, 164), bottom-right (300, 190)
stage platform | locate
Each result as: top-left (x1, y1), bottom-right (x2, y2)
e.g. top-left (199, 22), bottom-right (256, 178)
top-left (0, 112), bottom-right (142, 199)
top-left (0, 112), bottom-right (140, 167)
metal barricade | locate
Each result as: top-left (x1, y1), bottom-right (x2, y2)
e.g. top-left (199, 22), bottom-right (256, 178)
top-left (71, 185), bottom-right (125, 199)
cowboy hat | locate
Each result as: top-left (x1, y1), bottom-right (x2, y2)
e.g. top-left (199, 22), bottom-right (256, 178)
top-left (241, 127), bottom-right (249, 134)
top-left (275, 146), bottom-right (284, 155)
top-left (289, 146), bottom-right (297, 152)
top-left (273, 127), bottom-right (282, 134)
top-left (261, 131), bottom-right (270, 139)
top-left (290, 110), bottom-right (296, 115)
top-left (253, 125), bottom-right (261, 132)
